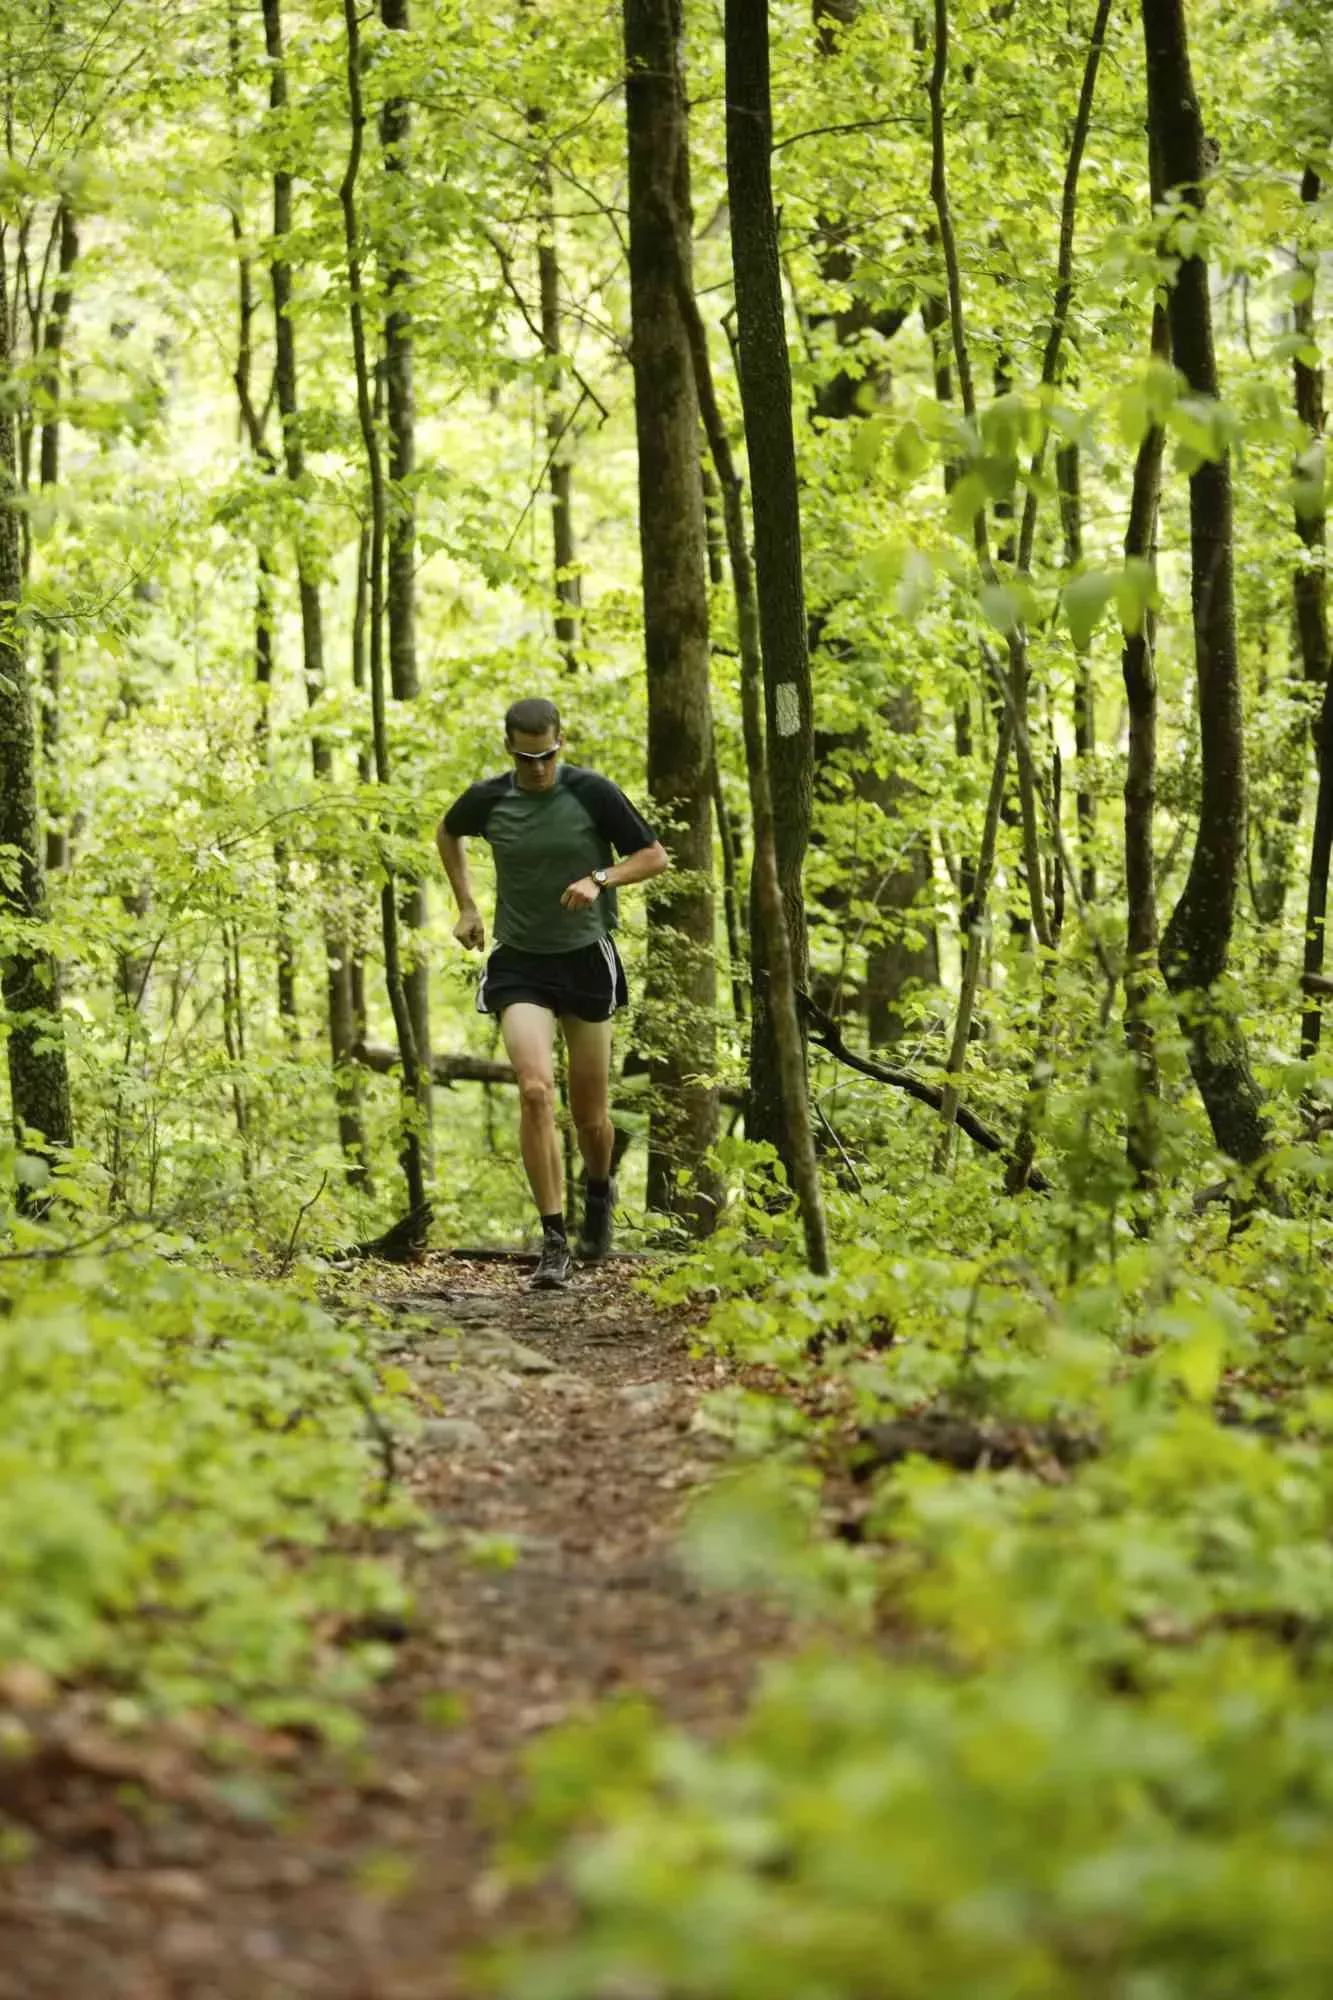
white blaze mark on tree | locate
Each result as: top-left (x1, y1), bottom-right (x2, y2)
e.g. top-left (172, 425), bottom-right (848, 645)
top-left (776, 682), bottom-right (800, 736)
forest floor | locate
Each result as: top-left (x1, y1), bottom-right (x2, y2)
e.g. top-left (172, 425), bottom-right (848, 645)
top-left (0, 1255), bottom-right (789, 2000)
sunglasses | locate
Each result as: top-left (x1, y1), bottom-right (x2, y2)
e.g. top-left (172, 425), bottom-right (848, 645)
top-left (511, 746), bottom-right (560, 765)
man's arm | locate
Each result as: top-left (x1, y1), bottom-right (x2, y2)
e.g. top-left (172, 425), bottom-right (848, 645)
top-left (560, 841), bottom-right (669, 909)
top-left (436, 825), bottom-right (486, 950)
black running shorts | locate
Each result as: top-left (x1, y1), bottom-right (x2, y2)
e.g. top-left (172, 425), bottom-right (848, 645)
top-left (477, 938), bottom-right (628, 1022)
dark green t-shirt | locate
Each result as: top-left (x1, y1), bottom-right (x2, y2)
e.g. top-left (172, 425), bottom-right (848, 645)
top-left (442, 764), bottom-right (657, 954)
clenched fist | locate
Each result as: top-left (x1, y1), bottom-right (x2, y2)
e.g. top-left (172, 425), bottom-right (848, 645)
top-left (560, 875), bottom-right (602, 911)
top-left (453, 905), bottom-right (486, 951)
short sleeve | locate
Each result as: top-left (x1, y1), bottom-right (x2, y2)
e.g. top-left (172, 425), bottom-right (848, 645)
top-left (565, 768), bottom-right (658, 853)
top-left (442, 778), bottom-right (501, 839)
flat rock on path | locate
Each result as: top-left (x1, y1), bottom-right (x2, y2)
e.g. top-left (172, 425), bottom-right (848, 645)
top-left (0, 1256), bottom-right (788, 2000)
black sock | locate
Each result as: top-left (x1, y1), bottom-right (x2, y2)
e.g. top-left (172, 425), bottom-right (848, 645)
top-left (541, 1212), bottom-right (567, 1239)
top-left (586, 1178), bottom-right (611, 1202)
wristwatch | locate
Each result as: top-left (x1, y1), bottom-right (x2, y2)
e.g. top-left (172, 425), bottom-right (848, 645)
top-left (592, 868), bottom-right (610, 890)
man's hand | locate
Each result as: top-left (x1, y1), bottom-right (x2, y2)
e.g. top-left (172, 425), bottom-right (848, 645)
top-left (561, 875), bottom-right (602, 911)
top-left (454, 904), bottom-right (486, 951)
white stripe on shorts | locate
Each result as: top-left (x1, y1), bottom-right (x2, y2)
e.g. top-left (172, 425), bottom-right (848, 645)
top-left (598, 936), bottom-right (619, 1017)
top-left (476, 949), bottom-right (494, 1014)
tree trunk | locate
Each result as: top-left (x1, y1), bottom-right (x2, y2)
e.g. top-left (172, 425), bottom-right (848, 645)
top-left (1142, 0), bottom-right (1270, 1171)
top-left (725, 0), bottom-right (815, 1162)
top-left (1058, 441), bottom-right (1097, 903)
top-left (1294, 168), bottom-right (1331, 1059)
top-left (341, 0), bottom-right (428, 1227)
top-left (927, 0), bottom-right (1013, 1150)
top-left (227, 19), bottom-right (300, 1040)
top-left (921, 285), bottom-right (978, 923)
top-left (37, 198), bottom-right (77, 876)
top-left (1121, 300), bottom-right (1169, 1192)
top-left (622, 0), bottom-right (720, 1233)
top-left (261, 0), bottom-right (368, 1175)
top-left (380, 0), bottom-right (432, 1145)
top-left (676, 273), bottom-right (830, 1270)
top-left (807, 0), bottom-right (932, 1052)
top-left (713, 755), bottom-right (748, 1028)
top-left (0, 234), bottom-right (73, 1166)
top-left (526, 107), bottom-right (583, 674)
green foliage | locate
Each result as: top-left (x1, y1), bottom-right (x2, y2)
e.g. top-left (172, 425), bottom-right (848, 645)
top-left (0, 1186), bottom-right (414, 1735)
top-left (496, 1149), bottom-right (1333, 1994)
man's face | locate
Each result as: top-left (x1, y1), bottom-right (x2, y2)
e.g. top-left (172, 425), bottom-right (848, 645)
top-left (508, 724), bottom-right (562, 792)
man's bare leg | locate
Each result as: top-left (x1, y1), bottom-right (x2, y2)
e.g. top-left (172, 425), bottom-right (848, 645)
top-left (500, 1003), bottom-right (563, 1221)
top-left (563, 1014), bottom-right (615, 1177)
top-left (563, 1014), bottom-right (615, 1256)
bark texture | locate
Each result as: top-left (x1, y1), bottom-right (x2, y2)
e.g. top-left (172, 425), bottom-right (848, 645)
top-left (0, 241), bottom-right (73, 1161)
top-left (1058, 442), bottom-right (1097, 904)
top-left (726, 0), bottom-right (815, 1156)
top-left (262, 0), bottom-right (368, 1174)
top-left (807, 0), bottom-right (934, 1052)
top-left (1142, 0), bottom-right (1270, 1169)
top-left (38, 199), bottom-right (78, 875)
top-left (672, 197), bottom-right (831, 1271)
top-left (530, 110), bottom-right (582, 674)
top-left (623, 0), bottom-right (720, 1232)
top-left (342, 0), bottom-right (428, 1224)
top-left (1295, 167), bottom-right (1332, 1059)
top-left (380, 0), bottom-right (432, 1121)
top-left (1121, 300), bottom-right (1169, 1191)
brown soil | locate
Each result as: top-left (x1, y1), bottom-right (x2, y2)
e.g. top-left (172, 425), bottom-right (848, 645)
top-left (0, 1256), bottom-right (787, 2000)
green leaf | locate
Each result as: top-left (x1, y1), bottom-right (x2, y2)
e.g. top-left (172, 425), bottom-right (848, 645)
top-left (979, 582), bottom-right (1023, 635)
top-left (1114, 559), bottom-right (1159, 637)
top-left (948, 470), bottom-right (989, 536)
top-left (1062, 570), bottom-right (1118, 650)
top-left (891, 419), bottom-right (931, 480)
top-left (896, 548), bottom-right (935, 622)
top-left (850, 417), bottom-right (887, 479)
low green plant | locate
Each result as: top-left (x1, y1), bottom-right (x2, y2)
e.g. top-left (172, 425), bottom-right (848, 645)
top-left (494, 1165), bottom-right (1333, 1997)
top-left (0, 1197), bottom-right (415, 1738)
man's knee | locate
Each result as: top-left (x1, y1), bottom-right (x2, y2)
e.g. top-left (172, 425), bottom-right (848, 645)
top-left (518, 1073), bottom-right (556, 1120)
top-left (574, 1109), bottom-right (610, 1147)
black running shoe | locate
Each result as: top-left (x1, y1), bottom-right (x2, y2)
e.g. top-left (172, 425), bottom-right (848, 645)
top-left (530, 1229), bottom-right (572, 1290)
top-left (576, 1185), bottom-right (615, 1263)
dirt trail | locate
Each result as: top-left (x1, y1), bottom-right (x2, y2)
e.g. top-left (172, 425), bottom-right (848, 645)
top-left (1, 1256), bottom-right (786, 2000)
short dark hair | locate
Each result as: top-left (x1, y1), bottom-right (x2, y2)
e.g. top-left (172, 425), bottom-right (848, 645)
top-left (505, 696), bottom-right (561, 741)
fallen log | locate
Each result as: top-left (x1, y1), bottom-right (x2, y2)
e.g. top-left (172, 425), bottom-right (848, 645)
top-left (354, 1043), bottom-right (514, 1087)
top-left (856, 1411), bottom-right (1096, 1476)
top-left (796, 994), bottom-right (1053, 1194)
top-left (352, 1043), bottom-right (745, 1107)
top-left (1301, 971), bottom-right (1333, 998)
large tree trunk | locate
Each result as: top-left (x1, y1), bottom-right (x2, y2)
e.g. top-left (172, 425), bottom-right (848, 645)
top-left (681, 280), bottom-right (830, 1272)
top-left (342, 0), bottom-right (428, 1228)
top-left (726, 0), bottom-right (815, 1161)
top-left (0, 235), bottom-right (73, 1166)
top-left (261, 0), bottom-right (368, 1177)
top-left (37, 198), bottom-right (77, 876)
top-left (622, 0), bottom-right (720, 1233)
top-left (380, 0), bottom-right (432, 1148)
top-left (1142, 0), bottom-right (1270, 1170)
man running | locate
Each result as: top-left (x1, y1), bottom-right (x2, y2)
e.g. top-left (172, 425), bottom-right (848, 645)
top-left (436, 696), bottom-right (668, 1289)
